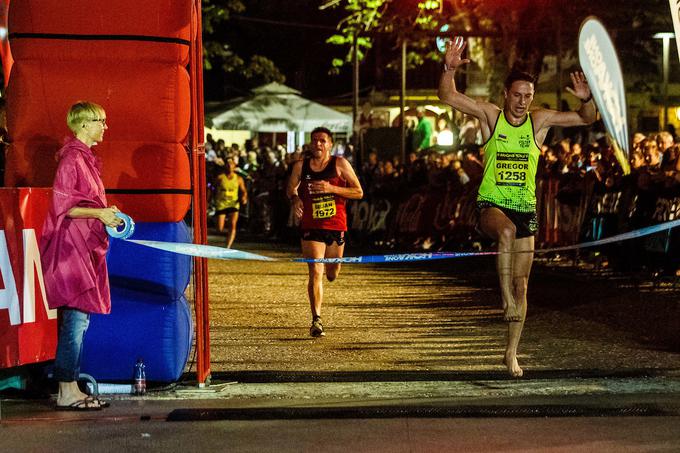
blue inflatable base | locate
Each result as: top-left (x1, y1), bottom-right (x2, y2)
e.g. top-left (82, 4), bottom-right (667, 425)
top-left (107, 221), bottom-right (192, 299)
top-left (81, 287), bottom-right (193, 383)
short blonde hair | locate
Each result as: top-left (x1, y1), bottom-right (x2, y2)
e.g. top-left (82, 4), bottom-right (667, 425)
top-left (66, 101), bottom-right (105, 134)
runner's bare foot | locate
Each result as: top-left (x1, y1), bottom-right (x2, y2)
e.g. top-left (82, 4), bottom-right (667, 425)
top-left (503, 355), bottom-right (523, 378)
top-left (503, 302), bottom-right (523, 322)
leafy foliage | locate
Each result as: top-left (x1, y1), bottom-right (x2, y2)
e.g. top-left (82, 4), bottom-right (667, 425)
top-left (322, 0), bottom-right (386, 74)
top-left (203, 0), bottom-right (284, 83)
top-left (323, 0), bottom-right (674, 93)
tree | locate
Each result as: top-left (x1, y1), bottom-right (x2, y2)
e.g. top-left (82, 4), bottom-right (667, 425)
top-left (203, 0), bottom-right (284, 84)
top-left (323, 0), bottom-right (447, 74)
top-left (324, 0), bottom-right (673, 96)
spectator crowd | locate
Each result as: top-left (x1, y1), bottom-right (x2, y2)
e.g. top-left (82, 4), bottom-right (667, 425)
top-left (204, 115), bottom-right (680, 275)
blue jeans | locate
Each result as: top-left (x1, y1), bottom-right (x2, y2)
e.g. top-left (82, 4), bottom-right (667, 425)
top-left (53, 308), bottom-right (90, 382)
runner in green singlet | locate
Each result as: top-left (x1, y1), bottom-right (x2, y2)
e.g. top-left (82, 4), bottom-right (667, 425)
top-left (438, 36), bottom-right (597, 377)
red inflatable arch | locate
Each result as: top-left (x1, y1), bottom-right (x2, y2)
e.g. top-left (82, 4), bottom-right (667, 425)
top-left (5, 0), bottom-right (194, 222)
top-left (1, 0), bottom-right (211, 383)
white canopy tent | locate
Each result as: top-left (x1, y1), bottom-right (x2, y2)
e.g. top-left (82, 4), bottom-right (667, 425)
top-left (206, 83), bottom-right (352, 147)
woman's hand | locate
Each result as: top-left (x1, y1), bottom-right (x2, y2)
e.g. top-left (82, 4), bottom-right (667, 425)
top-left (99, 207), bottom-right (124, 228)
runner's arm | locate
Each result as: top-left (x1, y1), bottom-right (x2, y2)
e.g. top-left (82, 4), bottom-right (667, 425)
top-left (437, 36), bottom-right (496, 137)
top-left (308, 158), bottom-right (363, 200)
top-left (538, 72), bottom-right (597, 128)
top-left (335, 158), bottom-right (363, 200)
top-left (286, 161), bottom-right (302, 199)
top-left (286, 161), bottom-right (304, 219)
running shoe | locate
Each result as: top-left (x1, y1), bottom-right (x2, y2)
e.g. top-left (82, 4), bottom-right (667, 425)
top-left (310, 317), bottom-right (325, 337)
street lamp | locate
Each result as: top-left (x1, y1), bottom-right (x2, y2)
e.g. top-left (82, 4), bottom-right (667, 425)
top-left (653, 32), bottom-right (675, 130)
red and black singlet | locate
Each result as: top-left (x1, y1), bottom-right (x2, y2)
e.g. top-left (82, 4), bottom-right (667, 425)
top-left (299, 156), bottom-right (348, 231)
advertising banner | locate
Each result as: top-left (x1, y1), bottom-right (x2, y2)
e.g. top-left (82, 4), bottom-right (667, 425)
top-left (578, 17), bottom-right (630, 173)
top-left (0, 187), bottom-right (57, 369)
top-left (670, 0), bottom-right (680, 62)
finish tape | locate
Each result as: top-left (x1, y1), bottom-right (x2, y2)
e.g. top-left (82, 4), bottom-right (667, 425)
top-left (294, 219), bottom-right (680, 264)
top-left (113, 214), bottom-right (680, 264)
top-left (293, 251), bottom-right (497, 264)
top-left (106, 212), bottom-right (135, 239)
top-left (126, 239), bottom-right (276, 261)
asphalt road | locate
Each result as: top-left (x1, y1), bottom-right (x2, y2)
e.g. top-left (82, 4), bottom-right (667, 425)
top-left (3, 237), bottom-right (680, 452)
top-left (205, 239), bottom-right (680, 376)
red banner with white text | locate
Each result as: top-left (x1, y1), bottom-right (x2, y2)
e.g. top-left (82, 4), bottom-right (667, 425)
top-left (0, 187), bottom-right (57, 369)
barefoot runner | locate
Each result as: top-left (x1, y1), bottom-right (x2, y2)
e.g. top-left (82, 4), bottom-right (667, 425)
top-left (438, 36), bottom-right (597, 376)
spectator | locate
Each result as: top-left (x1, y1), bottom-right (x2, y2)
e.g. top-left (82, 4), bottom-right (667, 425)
top-left (458, 115), bottom-right (480, 149)
top-left (435, 116), bottom-right (455, 147)
top-left (451, 159), bottom-right (470, 185)
top-left (412, 107), bottom-right (432, 152)
top-left (658, 131), bottom-right (676, 174)
top-left (40, 101), bottom-right (123, 411)
top-left (361, 150), bottom-right (381, 192)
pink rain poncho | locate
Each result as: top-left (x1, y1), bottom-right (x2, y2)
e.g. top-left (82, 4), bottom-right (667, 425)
top-left (40, 137), bottom-right (111, 314)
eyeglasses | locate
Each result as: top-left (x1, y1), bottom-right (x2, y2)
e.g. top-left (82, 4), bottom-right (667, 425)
top-left (90, 118), bottom-right (107, 126)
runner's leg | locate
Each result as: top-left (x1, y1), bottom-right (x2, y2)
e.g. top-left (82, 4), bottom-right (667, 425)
top-left (225, 211), bottom-right (239, 248)
top-left (504, 235), bottom-right (534, 377)
top-left (216, 213), bottom-right (226, 233)
top-left (324, 240), bottom-right (345, 282)
top-left (479, 207), bottom-right (521, 321)
top-left (302, 239), bottom-right (327, 318)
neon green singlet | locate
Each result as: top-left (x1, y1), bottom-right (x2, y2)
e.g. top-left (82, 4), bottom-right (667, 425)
top-left (477, 111), bottom-right (540, 212)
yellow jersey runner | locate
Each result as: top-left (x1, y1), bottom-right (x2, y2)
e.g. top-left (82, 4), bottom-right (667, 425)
top-left (214, 173), bottom-right (240, 211)
top-left (477, 111), bottom-right (541, 213)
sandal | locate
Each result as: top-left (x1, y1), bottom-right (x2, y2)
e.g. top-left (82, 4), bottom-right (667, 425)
top-left (86, 396), bottom-right (110, 408)
top-left (55, 398), bottom-right (103, 412)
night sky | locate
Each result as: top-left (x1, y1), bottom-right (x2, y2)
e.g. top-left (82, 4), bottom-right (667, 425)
top-left (204, 1), bottom-right (352, 101)
top-left (203, 1), bottom-right (444, 102)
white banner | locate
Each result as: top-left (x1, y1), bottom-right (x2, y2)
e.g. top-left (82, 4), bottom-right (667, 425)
top-left (578, 17), bottom-right (630, 155)
top-left (671, 0), bottom-right (680, 62)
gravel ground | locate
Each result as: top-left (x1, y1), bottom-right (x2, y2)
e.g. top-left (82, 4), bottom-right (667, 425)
top-left (201, 237), bottom-right (680, 375)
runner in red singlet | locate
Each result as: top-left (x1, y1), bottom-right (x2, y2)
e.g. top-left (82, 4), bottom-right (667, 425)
top-left (287, 127), bottom-right (363, 337)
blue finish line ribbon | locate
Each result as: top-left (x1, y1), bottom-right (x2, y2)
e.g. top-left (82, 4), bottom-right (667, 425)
top-left (126, 240), bottom-right (276, 261)
top-left (108, 214), bottom-right (680, 264)
top-left (294, 219), bottom-right (680, 264)
top-left (292, 251), bottom-right (497, 264)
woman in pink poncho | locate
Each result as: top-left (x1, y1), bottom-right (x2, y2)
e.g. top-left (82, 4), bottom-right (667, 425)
top-left (40, 101), bottom-right (124, 411)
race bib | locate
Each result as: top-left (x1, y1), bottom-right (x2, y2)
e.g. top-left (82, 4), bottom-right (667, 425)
top-left (495, 152), bottom-right (528, 187)
top-left (312, 196), bottom-right (337, 219)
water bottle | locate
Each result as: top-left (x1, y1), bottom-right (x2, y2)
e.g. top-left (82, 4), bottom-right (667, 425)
top-left (133, 358), bottom-right (147, 395)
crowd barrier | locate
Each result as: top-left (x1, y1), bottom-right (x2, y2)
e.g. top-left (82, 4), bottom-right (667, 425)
top-left (341, 175), bottom-right (680, 274)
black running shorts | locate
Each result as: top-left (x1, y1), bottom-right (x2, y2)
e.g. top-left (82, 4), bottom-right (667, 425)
top-left (301, 229), bottom-right (346, 246)
top-left (476, 201), bottom-right (538, 239)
